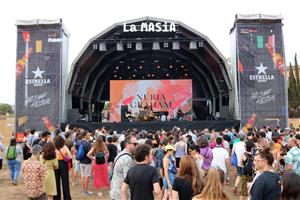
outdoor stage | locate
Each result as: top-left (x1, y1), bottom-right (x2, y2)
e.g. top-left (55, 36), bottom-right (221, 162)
top-left (73, 119), bottom-right (240, 133)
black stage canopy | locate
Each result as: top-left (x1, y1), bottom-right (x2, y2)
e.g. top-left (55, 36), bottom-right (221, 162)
top-left (67, 17), bottom-right (233, 122)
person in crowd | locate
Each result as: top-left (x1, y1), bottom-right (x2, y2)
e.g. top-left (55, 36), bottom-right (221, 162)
top-left (285, 137), bottom-right (300, 175)
top-left (162, 144), bottom-right (177, 200)
top-left (0, 136), bottom-right (4, 173)
top-left (107, 135), bottom-right (118, 171)
top-left (232, 133), bottom-right (246, 194)
top-left (26, 129), bottom-right (37, 159)
top-left (121, 144), bottom-right (161, 200)
top-left (197, 135), bottom-right (213, 171)
top-left (64, 131), bottom-right (73, 151)
top-left (281, 172), bottom-right (300, 200)
top-left (110, 135), bottom-right (137, 200)
top-left (22, 145), bottom-right (47, 200)
top-left (38, 131), bottom-right (51, 149)
top-left (78, 131), bottom-right (93, 195)
top-left (188, 144), bottom-right (204, 176)
top-left (174, 136), bottom-right (187, 168)
top-left (6, 137), bottom-right (23, 185)
top-left (87, 135), bottom-right (110, 197)
top-left (53, 135), bottom-right (72, 200)
top-left (154, 138), bottom-right (167, 191)
top-left (22, 129), bottom-right (31, 160)
top-left (71, 130), bottom-right (82, 186)
top-left (41, 142), bottom-right (58, 200)
top-left (250, 148), bottom-right (280, 200)
top-left (172, 155), bottom-right (203, 200)
top-left (211, 137), bottom-right (230, 180)
top-left (240, 140), bottom-right (255, 200)
top-left (192, 168), bottom-right (229, 200)
top-left (32, 131), bottom-right (43, 146)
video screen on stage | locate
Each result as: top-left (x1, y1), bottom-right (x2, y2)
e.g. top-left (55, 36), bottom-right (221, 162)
top-left (110, 79), bottom-right (192, 122)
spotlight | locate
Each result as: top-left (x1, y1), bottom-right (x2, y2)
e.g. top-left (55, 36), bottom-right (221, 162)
top-left (151, 74), bottom-right (154, 77)
top-left (99, 43), bottom-right (107, 51)
top-left (135, 39), bottom-right (143, 50)
top-left (152, 41), bottom-right (160, 50)
top-left (169, 65), bottom-right (173, 68)
top-left (139, 65), bottom-right (143, 69)
top-left (157, 65), bottom-right (160, 69)
top-left (133, 74), bottom-right (136, 77)
top-left (116, 66), bottom-right (119, 69)
top-left (117, 42), bottom-right (124, 51)
top-left (166, 73), bottom-right (169, 77)
top-left (148, 74), bottom-right (151, 77)
top-left (172, 41), bottom-right (180, 50)
top-left (189, 41), bottom-right (197, 50)
top-left (181, 65), bottom-right (184, 68)
top-left (127, 66), bottom-right (130, 69)
top-left (127, 43), bottom-right (132, 49)
top-left (114, 75), bottom-right (117, 78)
top-left (92, 44), bottom-right (98, 50)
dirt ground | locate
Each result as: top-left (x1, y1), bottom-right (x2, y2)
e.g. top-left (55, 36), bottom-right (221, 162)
top-left (0, 117), bottom-right (239, 200)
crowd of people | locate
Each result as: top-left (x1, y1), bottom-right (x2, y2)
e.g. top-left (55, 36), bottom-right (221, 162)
top-left (1, 124), bottom-right (300, 200)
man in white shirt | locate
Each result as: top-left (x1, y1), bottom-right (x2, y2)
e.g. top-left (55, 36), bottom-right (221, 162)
top-left (211, 137), bottom-right (230, 176)
top-left (232, 133), bottom-right (246, 194)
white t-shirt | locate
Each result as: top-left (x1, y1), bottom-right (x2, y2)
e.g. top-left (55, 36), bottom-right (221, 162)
top-left (211, 146), bottom-right (229, 173)
top-left (233, 141), bottom-right (245, 167)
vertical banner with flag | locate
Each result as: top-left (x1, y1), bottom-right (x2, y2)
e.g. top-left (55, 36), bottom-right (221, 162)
top-left (235, 18), bottom-right (287, 128)
top-left (15, 21), bottom-right (69, 132)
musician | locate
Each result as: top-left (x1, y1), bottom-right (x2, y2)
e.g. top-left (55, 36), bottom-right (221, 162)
top-left (176, 108), bottom-right (184, 121)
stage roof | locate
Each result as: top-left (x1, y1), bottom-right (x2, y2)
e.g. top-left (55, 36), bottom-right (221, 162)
top-left (68, 17), bottom-right (232, 104)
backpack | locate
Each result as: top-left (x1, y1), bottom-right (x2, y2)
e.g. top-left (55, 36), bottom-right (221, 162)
top-left (243, 152), bottom-right (254, 176)
top-left (76, 142), bottom-right (85, 161)
top-left (7, 146), bottom-right (16, 160)
top-left (95, 151), bottom-right (105, 164)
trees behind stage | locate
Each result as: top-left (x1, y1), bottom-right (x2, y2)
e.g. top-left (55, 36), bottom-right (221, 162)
top-left (288, 53), bottom-right (300, 117)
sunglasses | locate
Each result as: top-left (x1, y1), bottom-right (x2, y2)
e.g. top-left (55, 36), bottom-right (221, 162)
top-left (130, 142), bottom-right (138, 146)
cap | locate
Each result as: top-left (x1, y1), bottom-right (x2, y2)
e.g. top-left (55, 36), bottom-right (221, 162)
top-left (164, 145), bottom-right (176, 151)
top-left (31, 145), bottom-right (43, 154)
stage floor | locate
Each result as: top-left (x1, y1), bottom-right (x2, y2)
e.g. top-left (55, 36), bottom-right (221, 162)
top-left (73, 119), bottom-right (240, 133)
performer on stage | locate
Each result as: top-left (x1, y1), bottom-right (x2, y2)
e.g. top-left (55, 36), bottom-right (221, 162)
top-left (176, 108), bottom-right (184, 121)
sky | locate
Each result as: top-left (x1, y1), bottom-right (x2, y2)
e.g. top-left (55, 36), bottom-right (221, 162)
top-left (0, 0), bottom-right (299, 105)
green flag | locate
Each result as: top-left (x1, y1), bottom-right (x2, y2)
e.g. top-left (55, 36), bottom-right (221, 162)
top-left (257, 36), bottom-right (263, 48)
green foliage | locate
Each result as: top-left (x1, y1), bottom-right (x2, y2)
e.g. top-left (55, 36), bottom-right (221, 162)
top-left (288, 54), bottom-right (300, 118)
top-left (0, 103), bottom-right (13, 115)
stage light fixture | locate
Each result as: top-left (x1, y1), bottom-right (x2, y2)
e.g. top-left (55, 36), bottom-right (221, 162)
top-left (133, 74), bottom-right (136, 77)
top-left (135, 40), bottom-right (143, 50)
top-left (92, 44), bottom-right (98, 50)
top-left (166, 73), bottom-right (169, 77)
top-left (189, 41), bottom-right (197, 50)
top-left (198, 40), bottom-right (204, 47)
top-left (152, 41), bottom-right (160, 50)
top-left (157, 65), bottom-right (160, 69)
top-left (181, 65), bottom-right (184, 68)
top-left (99, 43), bottom-right (107, 51)
top-left (115, 66), bottom-right (119, 69)
top-left (117, 42), bottom-right (124, 51)
top-left (127, 43), bottom-right (132, 49)
top-left (169, 65), bottom-right (173, 68)
top-left (139, 65), bottom-right (143, 69)
top-left (127, 66), bottom-right (130, 69)
top-left (172, 41), bottom-right (180, 50)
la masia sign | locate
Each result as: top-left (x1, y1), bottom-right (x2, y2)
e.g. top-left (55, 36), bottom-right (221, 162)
top-left (123, 21), bottom-right (177, 32)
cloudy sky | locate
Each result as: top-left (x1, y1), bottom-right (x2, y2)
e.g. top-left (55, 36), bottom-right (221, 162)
top-left (0, 0), bottom-right (299, 105)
